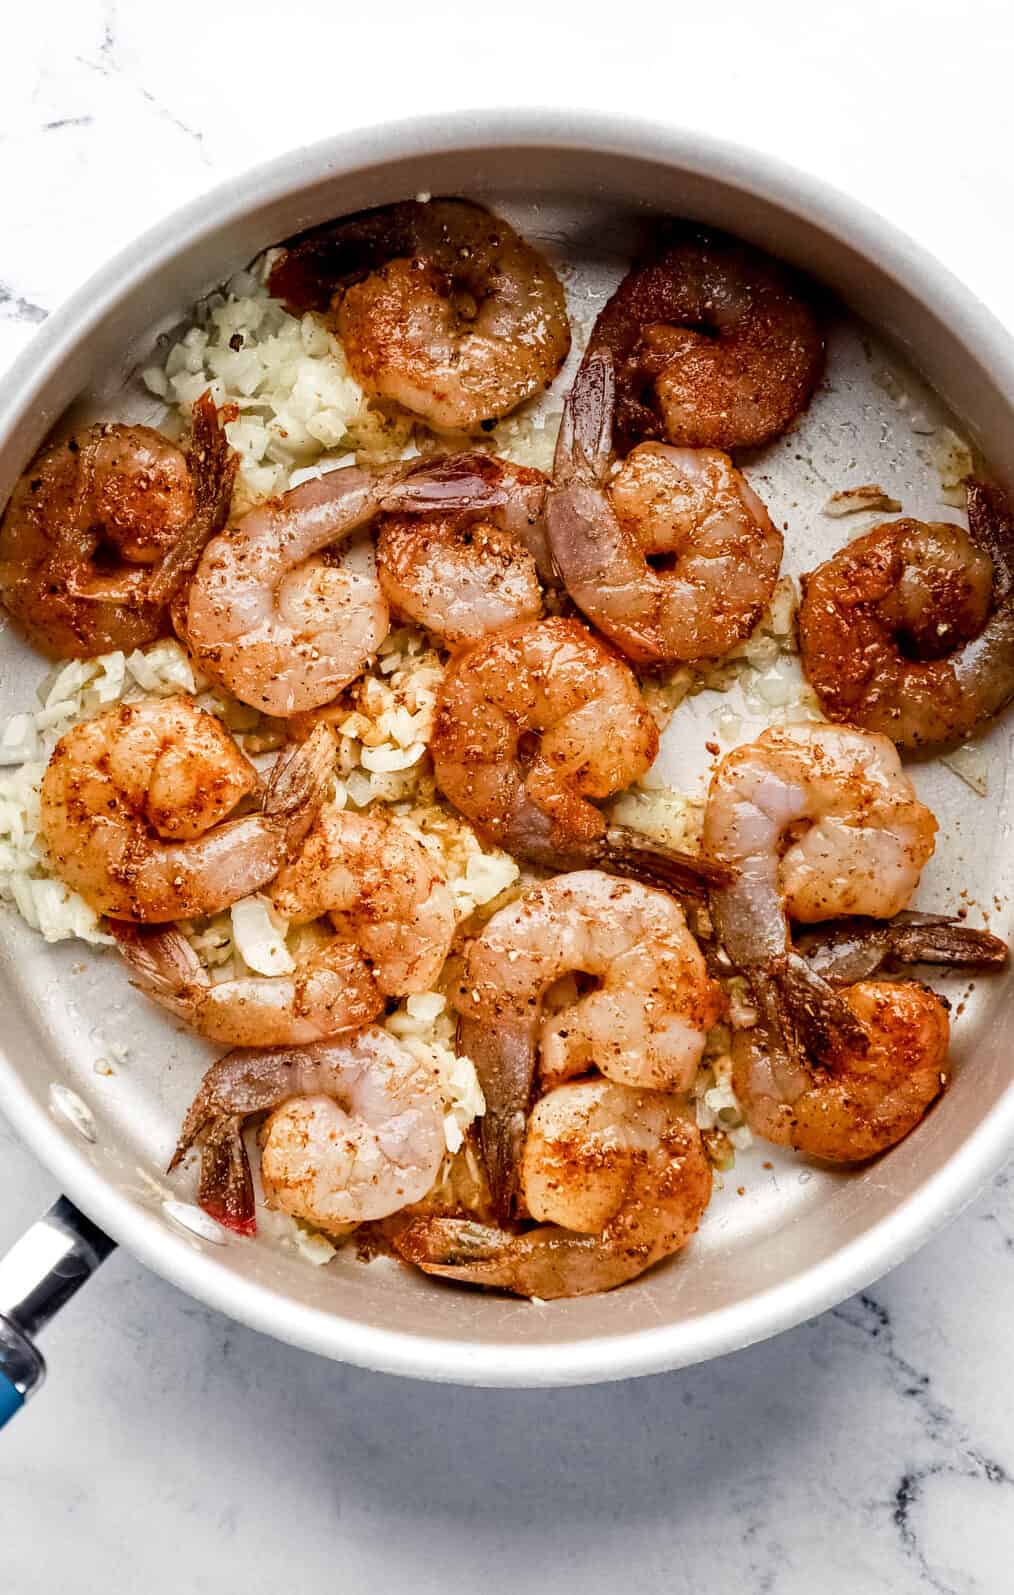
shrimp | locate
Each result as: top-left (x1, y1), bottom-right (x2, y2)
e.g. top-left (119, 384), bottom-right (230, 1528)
top-left (179, 452), bottom-right (543, 715)
top-left (585, 225), bottom-right (824, 453)
top-left (113, 804), bottom-right (455, 1043)
top-left (269, 199), bottom-right (571, 433)
top-left (431, 614), bottom-right (731, 893)
top-left (0, 392), bottom-right (236, 658)
top-left (732, 978), bottom-right (951, 1162)
top-left (450, 869), bottom-right (722, 1221)
top-left (376, 455), bottom-right (549, 645)
top-left (799, 481), bottom-right (1014, 746)
top-left (703, 722), bottom-right (939, 1088)
top-left (547, 351), bottom-right (783, 664)
top-left (393, 1078), bottom-right (713, 1298)
top-left (39, 697), bottom-right (333, 921)
top-left (170, 1029), bottom-right (445, 1236)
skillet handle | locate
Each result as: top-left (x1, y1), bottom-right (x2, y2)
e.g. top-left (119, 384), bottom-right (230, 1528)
top-left (0, 1197), bottom-right (115, 1427)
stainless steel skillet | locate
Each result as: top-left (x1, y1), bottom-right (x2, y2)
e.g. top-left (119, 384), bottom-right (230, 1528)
top-left (1, 110), bottom-right (1013, 1408)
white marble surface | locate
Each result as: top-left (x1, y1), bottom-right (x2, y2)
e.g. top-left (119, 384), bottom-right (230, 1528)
top-left (2, 3), bottom-right (1014, 1590)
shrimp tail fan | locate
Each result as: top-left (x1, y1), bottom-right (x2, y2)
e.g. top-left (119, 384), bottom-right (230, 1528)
top-left (262, 723), bottom-right (335, 847)
top-left (797, 911), bottom-right (1010, 985)
top-left (457, 1015), bottom-right (538, 1225)
top-left (146, 391), bottom-right (239, 604)
top-left (776, 953), bottom-right (871, 1058)
top-left (556, 347), bottom-right (615, 481)
top-left (190, 1117), bottom-right (257, 1237)
top-left (600, 826), bottom-right (733, 901)
top-left (967, 478), bottom-right (1014, 599)
top-left (110, 921), bottom-right (208, 1017)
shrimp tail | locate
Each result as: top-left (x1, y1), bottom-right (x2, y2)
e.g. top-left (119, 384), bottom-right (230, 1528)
top-left (261, 724), bottom-right (335, 848)
top-left (193, 1117), bottom-right (257, 1236)
top-left (457, 1015), bottom-right (537, 1225)
top-left (110, 921), bottom-right (209, 1020)
top-left (967, 478), bottom-right (1014, 598)
top-left (145, 391), bottom-right (238, 604)
top-left (600, 826), bottom-right (733, 900)
top-left (169, 1047), bottom-right (306, 1235)
top-left (776, 953), bottom-right (871, 1058)
top-left (555, 347), bottom-right (614, 484)
top-left (392, 1215), bottom-right (630, 1300)
top-left (798, 912), bottom-right (1010, 985)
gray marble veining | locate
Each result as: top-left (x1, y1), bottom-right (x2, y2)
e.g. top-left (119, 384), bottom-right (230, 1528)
top-left (1, 4), bottom-right (1013, 1591)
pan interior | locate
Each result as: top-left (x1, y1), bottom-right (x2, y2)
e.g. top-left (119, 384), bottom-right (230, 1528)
top-left (1, 152), bottom-right (1012, 1378)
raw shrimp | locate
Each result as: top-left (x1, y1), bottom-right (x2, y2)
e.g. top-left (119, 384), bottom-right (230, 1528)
top-left (39, 697), bottom-right (333, 921)
top-left (0, 392), bottom-right (236, 657)
top-left (586, 225), bottom-right (824, 453)
top-left (450, 869), bottom-right (722, 1220)
top-left (113, 806), bottom-right (454, 1043)
top-left (376, 455), bottom-right (549, 645)
top-left (547, 352), bottom-right (783, 664)
top-left (704, 722), bottom-right (939, 1093)
top-left (170, 1029), bottom-right (445, 1236)
top-left (799, 481), bottom-right (1014, 746)
top-left (269, 199), bottom-right (571, 433)
top-left (394, 1078), bottom-right (713, 1298)
top-left (732, 978), bottom-right (950, 1162)
top-left (431, 614), bottom-right (731, 892)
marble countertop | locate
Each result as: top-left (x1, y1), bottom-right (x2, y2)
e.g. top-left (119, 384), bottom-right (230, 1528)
top-left (2, 4), bottom-right (1013, 1591)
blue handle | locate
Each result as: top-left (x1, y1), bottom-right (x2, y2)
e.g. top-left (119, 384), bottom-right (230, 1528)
top-left (0, 1197), bottom-right (113, 1427)
top-left (0, 1370), bottom-right (24, 1430)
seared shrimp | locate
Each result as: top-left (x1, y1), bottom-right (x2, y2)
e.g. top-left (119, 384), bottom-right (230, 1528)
top-left (431, 614), bottom-right (730, 892)
top-left (171, 1030), bottom-right (444, 1236)
top-left (799, 481), bottom-right (1014, 746)
top-left (269, 199), bottom-right (571, 433)
top-left (451, 869), bottom-right (722, 1220)
top-left (704, 724), bottom-right (938, 969)
top-left (547, 352), bottom-right (783, 664)
top-left (394, 1079), bottom-right (713, 1298)
top-left (377, 455), bottom-right (549, 645)
top-left (114, 806), bottom-right (455, 1044)
top-left (704, 723), bottom-right (938, 1083)
top-left (0, 392), bottom-right (236, 658)
top-left (586, 226), bottom-right (824, 453)
top-left (733, 978), bottom-right (950, 1162)
top-left (40, 698), bottom-right (333, 921)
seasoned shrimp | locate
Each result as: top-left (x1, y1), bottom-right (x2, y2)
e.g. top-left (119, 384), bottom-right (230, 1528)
top-left (40, 697), bottom-right (333, 921)
top-left (394, 1078), bottom-right (713, 1298)
top-left (704, 724), bottom-right (938, 970)
top-left (170, 1030), bottom-right (445, 1236)
top-left (704, 723), bottom-right (939, 1082)
top-left (450, 870), bottom-right (722, 1220)
top-left (547, 352), bottom-right (783, 664)
top-left (586, 225), bottom-right (824, 453)
top-left (799, 481), bottom-right (1014, 746)
top-left (178, 462), bottom-right (399, 716)
top-left (272, 805), bottom-right (455, 990)
top-left (431, 615), bottom-right (731, 892)
top-left (733, 978), bottom-right (950, 1162)
top-left (0, 392), bottom-right (236, 657)
top-left (114, 805), bottom-right (454, 1043)
top-left (180, 452), bottom-right (538, 715)
top-left (269, 199), bottom-right (571, 433)
top-left (377, 456), bottom-right (549, 645)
